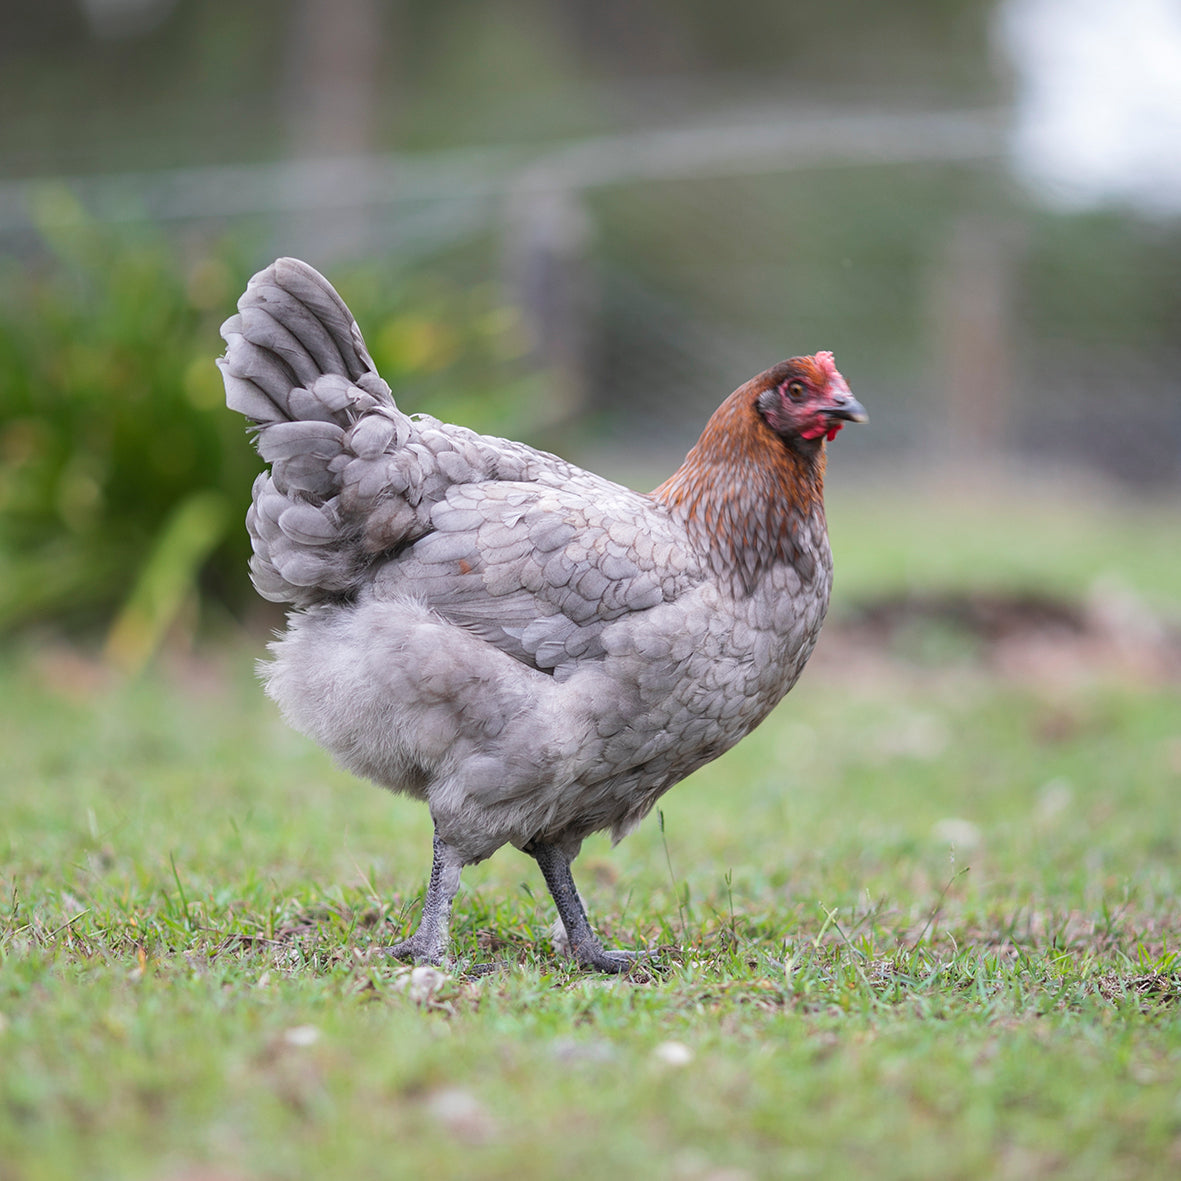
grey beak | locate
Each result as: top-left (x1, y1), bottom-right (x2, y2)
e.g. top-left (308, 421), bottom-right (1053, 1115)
top-left (824, 394), bottom-right (868, 424)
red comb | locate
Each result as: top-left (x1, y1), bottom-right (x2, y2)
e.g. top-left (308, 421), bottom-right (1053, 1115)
top-left (814, 350), bottom-right (838, 379)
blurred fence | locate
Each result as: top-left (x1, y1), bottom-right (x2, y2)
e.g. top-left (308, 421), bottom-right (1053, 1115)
top-left (0, 108), bottom-right (1005, 230)
top-left (3, 103), bottom-right (1179, 485)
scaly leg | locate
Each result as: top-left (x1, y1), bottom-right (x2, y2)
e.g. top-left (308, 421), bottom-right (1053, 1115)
top-left (387, 832), bottom-right (463, 966)
top-left (528, 841), bottom-right (644, 973)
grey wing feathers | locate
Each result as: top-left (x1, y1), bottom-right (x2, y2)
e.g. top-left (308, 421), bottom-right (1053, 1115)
top-left (377, 475), bottom-right (701, 676)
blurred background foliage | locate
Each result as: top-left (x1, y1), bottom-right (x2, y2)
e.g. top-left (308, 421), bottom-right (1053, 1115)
top-left (0, 204), bottom-right (249, 637)
top-left (0, 203), bottom-right (543, 644)
top-left (0, 0), bottom-right (1178, 663)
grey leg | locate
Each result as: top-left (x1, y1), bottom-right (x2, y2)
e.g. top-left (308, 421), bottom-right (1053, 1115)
top-left (528, 841), bottom-right (643, 973)
top-left (387, 832), bottom-right (463, 965)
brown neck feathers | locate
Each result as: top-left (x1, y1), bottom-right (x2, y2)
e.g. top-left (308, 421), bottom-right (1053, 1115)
top-left (651, 384), bottom-right (827, 593)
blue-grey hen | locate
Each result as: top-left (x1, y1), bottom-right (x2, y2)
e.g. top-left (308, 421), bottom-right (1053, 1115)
top-left (219, 258), bottom-right (866, 972)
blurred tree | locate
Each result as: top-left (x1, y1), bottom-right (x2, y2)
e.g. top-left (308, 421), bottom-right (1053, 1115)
top-left (281, 0), bottom-right (390, 257)
top-left (284, 0), bottom-right (386, 159)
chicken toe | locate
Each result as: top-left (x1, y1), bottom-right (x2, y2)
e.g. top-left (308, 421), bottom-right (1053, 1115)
top-left (385, 833), bottom-right (463, 966)
top-left (528, 841), bottom-right (649, 974)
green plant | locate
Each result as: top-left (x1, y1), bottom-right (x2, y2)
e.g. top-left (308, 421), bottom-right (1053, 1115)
top-left (0, 196), bottom-right (538, 664)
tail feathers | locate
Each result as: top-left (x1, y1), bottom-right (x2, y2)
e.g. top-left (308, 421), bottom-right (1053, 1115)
top-left (218, 256), bottom-right (391, 428)
top-left (246, 476), bottom-right (354, 598)
top-left (221, 257), bottom-right (582, 607)
top-left (221, 258), bottom-right (451, 604)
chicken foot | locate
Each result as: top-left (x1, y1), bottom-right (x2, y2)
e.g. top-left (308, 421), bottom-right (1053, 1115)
top-left (386, 832), bottom-right (462, 966)
top-left (528, 841), bottom-right (646, 973)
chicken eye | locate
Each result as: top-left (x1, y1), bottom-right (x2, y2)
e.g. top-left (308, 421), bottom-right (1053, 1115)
top-left (786, 380), bottom-right (807, 402)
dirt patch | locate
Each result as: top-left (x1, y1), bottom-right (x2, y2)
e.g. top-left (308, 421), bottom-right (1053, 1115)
top-left (819, 586), bottom-right (1181, 686)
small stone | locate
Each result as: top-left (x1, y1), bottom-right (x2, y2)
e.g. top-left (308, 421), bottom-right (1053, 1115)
top-left (426, 1088), bottom-right (496, 1143)
top-left (392, 964), bottom-right (451, 1003)
top-left (652, 1040), bottom-right (694, 1066)
top-left (282, 1025), bottom-right (320, 1047)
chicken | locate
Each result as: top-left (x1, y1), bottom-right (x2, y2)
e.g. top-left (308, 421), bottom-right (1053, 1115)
top-left (218, 257), bottom-right (866, 972)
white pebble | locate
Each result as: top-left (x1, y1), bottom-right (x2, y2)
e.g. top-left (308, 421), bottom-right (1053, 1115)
top-left (282, 1025), bottom-right (320, 1047)
top-left (392, 964), bottom-right (451, 1003)
top-left (652, 1040), bottom-right (694, 1066)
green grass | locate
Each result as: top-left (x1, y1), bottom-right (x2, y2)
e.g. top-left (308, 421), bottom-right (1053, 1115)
top-left (827, 476), bottom-right (1181, 610)
top-left (3, 488), bottom-right (1181, 1180)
